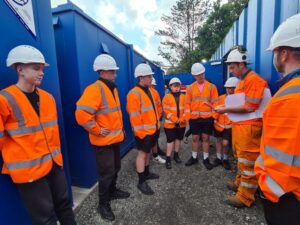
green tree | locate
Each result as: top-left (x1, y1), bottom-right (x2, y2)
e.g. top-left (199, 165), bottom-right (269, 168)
top-left (155, 0), bottom-right (211, 74)
top-left (195, 0), bottom-right (249, 61)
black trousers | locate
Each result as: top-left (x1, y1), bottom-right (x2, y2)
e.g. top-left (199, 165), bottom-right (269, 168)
top-left (17, 163), bottom-right (77, 225)
top-left (93, 144), bottom-right (121, 205)
top-left (259, 191), bottom-right (300, 225)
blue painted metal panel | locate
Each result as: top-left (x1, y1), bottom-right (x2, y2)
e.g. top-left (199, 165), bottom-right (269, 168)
top-left (280, 0), bottom-right (299, 21)
top-left (52, 2), bottom-right (164, 188)
top-left (238, 9), bottom-right (247, 46)
top-left (0, 0), bottom-right (72, 224)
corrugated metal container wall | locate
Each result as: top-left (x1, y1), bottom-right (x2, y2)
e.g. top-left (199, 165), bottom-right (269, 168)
top-left (52, 2), bottom-right (164, 188)
top-left (0, 0), bottom-right (72, 224)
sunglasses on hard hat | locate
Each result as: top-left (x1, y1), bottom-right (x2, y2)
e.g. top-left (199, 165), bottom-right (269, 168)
top-left (230, 45), bottom-right (247, 53)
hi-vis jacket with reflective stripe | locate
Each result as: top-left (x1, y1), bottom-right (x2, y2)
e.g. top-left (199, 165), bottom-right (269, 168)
top-left (150, 87), bottom-right (162, 118)
top-left (184, 81), bottom-right (218, 120)
top-left (234, 70), bottom-right (267, 125)
top-left (254, 76), bottom-right (300, 203)
top-left (162, 93), bottom-right (186, 128)
top-left (0, 85), bottom-right (62, 184)
top-left (126, 86), bottom-right (160, 139)
top-left (75, 80), bottom-right (124, 146)
top-left (214, 94), bottom-right (232, 132)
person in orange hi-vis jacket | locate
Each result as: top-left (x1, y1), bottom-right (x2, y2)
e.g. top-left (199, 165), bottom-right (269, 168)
top-left (214, 46), bottom-right (268, 208)
top-left (212, 77), bottom-right (239, 170)
top-left (0, 45), bottom-right (77, 225)
top-left (162, 77), bottom-right (186, 169)
top-left (254, 13), bottom-right (300, 225)
top-left (184, 62), bottom-right (219, 170)
top-left (126, 63), bottom-right (160, 195)
top-left (150, 77), bottom-right (166, 163)
top-left (75, 54), bottom-right (130, 222)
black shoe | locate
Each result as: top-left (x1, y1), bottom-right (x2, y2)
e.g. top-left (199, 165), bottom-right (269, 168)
top-left (110, 189), bottom-right (130, 200)
top-left (158, 149), bottom-right (166, 156)
top-left (174, 155), bottom-right (182, 164)
top-left (145, 172), bottom-right (159, 180)
top-left (222, 159), bottom-right (231, 170)
top-left (203, 158), bottom-right (213, 170)
top-left (98, 203), bottom-right (115, 221)
top-left (213, 158), bottom-right (222, 167)
top-left (185, 157), bottom-right (198, 166)
top-left (165, 161), bottom-right (172, 169)
top-left (137, 182), bottom-right (154, 195)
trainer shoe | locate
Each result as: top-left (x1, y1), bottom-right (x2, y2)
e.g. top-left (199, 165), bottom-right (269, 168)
top-left (153, 155), bottom-right (166, 164)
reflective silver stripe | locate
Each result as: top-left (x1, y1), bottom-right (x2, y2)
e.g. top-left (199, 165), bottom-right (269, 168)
top-left (95, 83), bottom-right (108, 108)
top-left (179, 106), bottom-right (184, 110)
top-left (0, 90), bottom-right (25, 127)
top-left (240, 170), bottom-right (256, 176)
top-left (185, 109), bottom-right (191, 113)
top-left (209, 83), bottom-right (212, 93)
top-left (192, 97), bottom-right (210, 101)
top-left (185, 99), bottom-right (192, 103)
top-left (214, 121), bottom-right (232, 129)
top-left (164, 106), bottom-right (177, 110)
top-left (265, 145), bottom-right (300, 167)
top-left (187, 85), bottom-right (192, 94)
top-left (129, 111), bottom-right (140, 117)
top-left (191, 111), bottom-right (211, 115)
top-left (165, 119), bottom-right (173, 124)
top-left (276, 85), bottom-right (300, 98)
top-left (256, 155), bottom-right (264, 169)
top-left (266, 175), bottom-right (285, 198)
top-left (7, 120), bottom-right (58, 136)
top-left (211, 97), bottom-right (219, 103)
top-left (82, 120), bottom-right (96, 129)
top-left (245, 96), bottom-right (262, 103)
top-left (240, 182), bottom-right (258, 189)
top-left (238, 157), bottom-right (255, 165)
top-left (0, 131), bottom-right (4, 138)
top-left (96, 106), bottom-right (120, 115)
top-left (141, 105), bottom-right (153, 113)
top-left (107, 129), bottom-right (123, 136)
top-left (76, 105), bottom-right (97, 114)
top-left (5, 148), bottom-right (61, 170)
top-left (133, 124), bottom-right (156, 131)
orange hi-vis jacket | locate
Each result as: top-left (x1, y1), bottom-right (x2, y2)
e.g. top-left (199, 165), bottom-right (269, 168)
top-left (162, 93), bottom-right (186, 128)
top-left (234, 70), bottom-right (268, 125)
top-left (75, 80), bottom-right (124, 146)
top-left (214, 94), bottom-right (232, 132)
top-left (0, 85), bottom-right (62, 184)
top-left (150, 87), bottom-right (162, 118)
top-left (184, 80), bottom-right (219, 120)
top-left (126, 86), bottom-right (160, 139)
top-left (255, 75), bottom-right (300, 203)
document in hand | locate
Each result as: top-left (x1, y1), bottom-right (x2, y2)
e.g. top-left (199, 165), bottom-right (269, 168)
top-left (225, 88), bottom-right (272, 122)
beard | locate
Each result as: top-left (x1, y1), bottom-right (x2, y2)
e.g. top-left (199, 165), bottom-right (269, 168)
top-left (274, 54), bottom-right (285, 74)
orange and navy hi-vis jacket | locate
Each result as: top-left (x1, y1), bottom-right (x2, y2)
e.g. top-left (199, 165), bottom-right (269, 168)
top-left (150, 87), bottom-right (162, 118)
top-left (0, 85), bottom-right (62, 184)
top-left (234, 70), bottom-right (268, 125)
top-left (214, 94), bottom-right (232, 132)
top-left (255, 74), bottom-right (300, 203)
top-left (75, 80), bottom-right (124, 146)
top-left (162, 93), bottom-right (186, 128)
top-left (184, 80), bottom-right (219, 120)
top-left (126, 86), bottom-right (160, 139)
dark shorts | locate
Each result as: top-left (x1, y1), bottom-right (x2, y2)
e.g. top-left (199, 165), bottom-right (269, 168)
top-left (164, 127), bottom-right (186, 143)
top-left (214, 128), bottom-right (232, 141)
top-left (189, 117), bottom-right (213, 136)
top-left (135, 130), bottom-right (160, 153)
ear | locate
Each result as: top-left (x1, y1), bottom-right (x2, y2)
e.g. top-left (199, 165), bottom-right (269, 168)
top-left (280, 49), bottom-right (289, 62)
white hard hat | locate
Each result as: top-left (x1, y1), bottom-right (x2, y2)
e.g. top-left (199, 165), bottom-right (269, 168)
top-left (169, 77), bottom-right (181, 85)
top-left (151, 77), bottom-right (157, 85)
top-left (224, 77), bottom-right (239, 87)
top-left (134, 63), bottom-right (154, 78)
top-left (6, 45), bottom-right (49, 67)
top-left (191, 63), bottom-right (205, 75)
top-left (225, 49), bottom-right (249, 63)
top-left (93, 54), bottom-right (119, 72)
top-left (267, 13), bottom-right (300, 51)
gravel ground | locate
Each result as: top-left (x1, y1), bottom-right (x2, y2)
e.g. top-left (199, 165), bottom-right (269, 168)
top-left (75, 129), bottom-right (266, 225)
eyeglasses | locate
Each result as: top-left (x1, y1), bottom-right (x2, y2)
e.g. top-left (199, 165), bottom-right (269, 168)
top-left (230, 45), bottom-right (247, 53)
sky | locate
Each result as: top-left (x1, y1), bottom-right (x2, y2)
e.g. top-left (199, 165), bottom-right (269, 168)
top-left (51, 0), bottom-right (227, 66)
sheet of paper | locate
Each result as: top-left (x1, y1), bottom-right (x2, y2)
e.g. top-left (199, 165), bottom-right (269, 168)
top-left (225, 88), bottom-right (272, 122)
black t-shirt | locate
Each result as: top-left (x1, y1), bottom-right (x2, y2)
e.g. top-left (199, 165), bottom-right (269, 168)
top-left (23, 90), bottom-right (40, 116)
top-left (171, 92), bottom-right (181, 118)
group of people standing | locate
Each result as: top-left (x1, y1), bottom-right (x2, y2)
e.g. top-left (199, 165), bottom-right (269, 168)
top-left (0, 13), bottom-right (299, 225)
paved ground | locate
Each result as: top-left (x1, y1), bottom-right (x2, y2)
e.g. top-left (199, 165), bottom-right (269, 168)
top-left (75, 129), bottom-right (266, 225)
